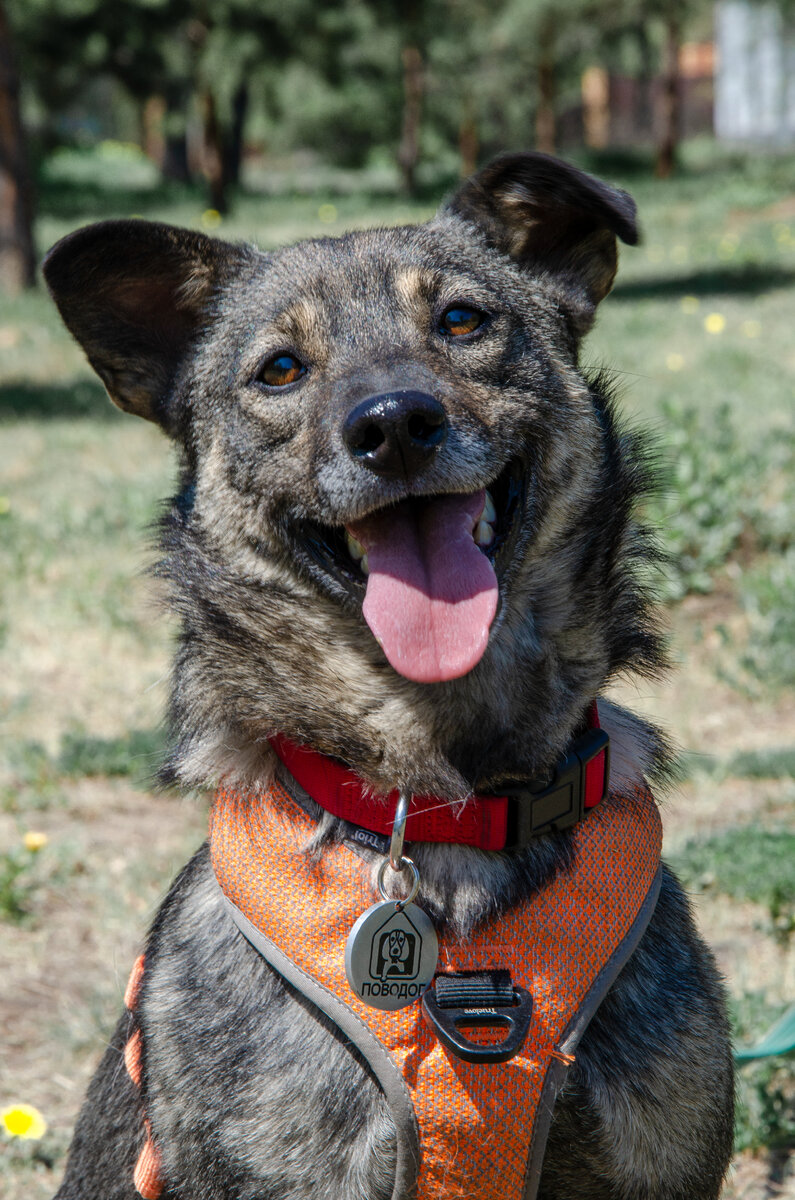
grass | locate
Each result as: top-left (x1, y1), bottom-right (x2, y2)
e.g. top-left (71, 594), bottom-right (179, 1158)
top-left (1, 138), bottom-right (794, 1196)
top-left (671, 827), bottom-right (795, 933)
top-left (728, 745), bottom-right (795, 781)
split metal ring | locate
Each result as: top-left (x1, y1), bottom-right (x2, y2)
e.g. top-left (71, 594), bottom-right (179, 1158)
top-left (377, 856), bottom-right (420, 907)
top-left (389, 790), bottom-right (410, 871)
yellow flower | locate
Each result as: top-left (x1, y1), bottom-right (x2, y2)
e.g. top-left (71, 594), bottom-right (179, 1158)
top-left (318, 203), bottom-right (338, 224)
top-left (201, 209), bottom-right (222, 230)
top-left (741, 320), bottom-right (761, 338)
top-left (704, 313), bottom-right (726, 335)
top-left (666, 353), bottom-right (685, 372)
top-left (23, 831), bottom-right (48, 852)
top-left (1, 1103), bottom-right (47, 1140)
top-left (680, 295), bottom-right (700, 314)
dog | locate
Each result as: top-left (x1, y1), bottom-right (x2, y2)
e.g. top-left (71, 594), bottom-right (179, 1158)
top-left (44, 152), bottom-right (734, 1200)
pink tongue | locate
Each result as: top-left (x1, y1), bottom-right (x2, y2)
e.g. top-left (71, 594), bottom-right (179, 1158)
top-left (347, 491), bottom-right (498, 684)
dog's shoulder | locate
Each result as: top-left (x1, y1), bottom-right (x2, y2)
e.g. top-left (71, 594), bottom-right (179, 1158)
top-left (138, 845), bottom-right (396, 1199)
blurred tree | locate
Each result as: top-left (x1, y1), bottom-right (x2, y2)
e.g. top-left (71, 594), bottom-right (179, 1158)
top-left (585, 0), bottom-right (712, 176)
top-left (0, 0), bottom-right (35, 292)
top-left (9, 0), bottom-right (336, 211)
top-left (270, 2), bottom-right (400, 170)
top-left (363, 0), bottom-right (438, 194)
top-left (490, 0), bottom-right (600, 156)
top-left (8, 0), bottom-right (194, 161)
top-left (5, 0), bottom-right (731, 208)
top-left (655, 5), bottom-right (682, 177)
top-left (426, 0), bottom-right (503, 177)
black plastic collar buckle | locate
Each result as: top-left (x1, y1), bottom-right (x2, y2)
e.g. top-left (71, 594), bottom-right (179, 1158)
top-left (502, 728), bottom-right (610, 849)
top-left (422, 970), bottom-right (533, 1064)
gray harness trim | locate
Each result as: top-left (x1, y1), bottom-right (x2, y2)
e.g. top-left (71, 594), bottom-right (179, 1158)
top-left (521, 863), bottom-right (663, 1199)
top-left (221, 892), bottom-right (421, 1200)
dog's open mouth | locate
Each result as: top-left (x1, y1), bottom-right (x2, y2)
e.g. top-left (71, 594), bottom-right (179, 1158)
top-left (297, 461), bottom-right (524, 684)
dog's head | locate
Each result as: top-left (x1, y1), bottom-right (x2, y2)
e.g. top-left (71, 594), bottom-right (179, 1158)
top-left (44, 153), bottom-right (660, 797)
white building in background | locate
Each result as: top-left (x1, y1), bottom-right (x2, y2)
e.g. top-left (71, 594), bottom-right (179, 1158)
top-left (715, 1), bottom-right (795, 142)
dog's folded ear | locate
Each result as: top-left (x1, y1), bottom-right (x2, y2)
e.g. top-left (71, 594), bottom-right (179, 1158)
top-left (43, 220), bottom-right (249, 431)
top-left (447, 152), bottom-right (638, 335)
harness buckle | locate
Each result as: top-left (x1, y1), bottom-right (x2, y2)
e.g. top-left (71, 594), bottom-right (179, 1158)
top-left (421, 970), bottom-right (533, 1063)
top-left (502, 728), bottom-right (610, 848)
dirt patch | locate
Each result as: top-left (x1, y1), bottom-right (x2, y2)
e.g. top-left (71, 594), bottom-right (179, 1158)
top-left (724, 1151), bottom-right (795, 1199)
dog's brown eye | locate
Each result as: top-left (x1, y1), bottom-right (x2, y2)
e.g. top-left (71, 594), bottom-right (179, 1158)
top-left (257, 353), bottom-right (307, 387)
top-left (440, 306), bottom-right (485, 337)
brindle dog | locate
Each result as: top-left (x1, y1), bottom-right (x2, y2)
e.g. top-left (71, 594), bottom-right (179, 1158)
top-left (44, 153), bottom-right (734, 1200)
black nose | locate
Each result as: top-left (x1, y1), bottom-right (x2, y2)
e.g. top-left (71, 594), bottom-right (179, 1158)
top-left (342, 390), bottom-right (448, 478)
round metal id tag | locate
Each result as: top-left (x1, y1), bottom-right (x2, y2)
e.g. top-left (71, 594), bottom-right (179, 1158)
top-left (345, 857), bottom-right (438, 1011)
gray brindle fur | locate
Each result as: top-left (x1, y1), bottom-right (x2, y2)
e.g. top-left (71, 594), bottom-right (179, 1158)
top-left (44, 153), bottom-right (734, 1200)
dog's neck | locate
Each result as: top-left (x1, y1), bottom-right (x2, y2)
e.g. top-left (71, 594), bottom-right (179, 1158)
top-left (206, 699), bottom-right (662, 939)
top-left (267, 700), bottom-right (608, 852)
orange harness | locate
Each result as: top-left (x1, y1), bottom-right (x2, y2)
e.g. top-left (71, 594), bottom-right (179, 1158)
top-left (208, 774), bottom-right (662, 1200)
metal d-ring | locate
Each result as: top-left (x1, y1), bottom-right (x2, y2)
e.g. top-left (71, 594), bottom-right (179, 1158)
top-left (389, 790), bottom-right (410, 871)
top-left (377, 856), bottom-right (420, 908)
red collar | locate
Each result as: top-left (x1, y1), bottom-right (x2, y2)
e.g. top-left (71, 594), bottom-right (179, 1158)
top-left (269, 702), bottom-right (609, 853)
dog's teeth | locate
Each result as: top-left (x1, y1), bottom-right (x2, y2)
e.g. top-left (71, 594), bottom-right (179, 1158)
top-left (346, 532), bottom-right (365, 561)
top-left (482, 490), bottom-right (496, 524)
top-left (474, 520), bottom-right (495, 547)
top-left (360, 554), bottom-right (369, 575)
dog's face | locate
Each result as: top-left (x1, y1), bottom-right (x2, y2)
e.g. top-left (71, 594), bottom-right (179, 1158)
top-left (44, 154), bottom-right (658, 797)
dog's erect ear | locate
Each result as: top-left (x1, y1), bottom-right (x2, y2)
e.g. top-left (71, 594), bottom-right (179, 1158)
top-left (43, 220), bottom-right (249, 431)
top-left (447, 152), bottom-right (638, 329)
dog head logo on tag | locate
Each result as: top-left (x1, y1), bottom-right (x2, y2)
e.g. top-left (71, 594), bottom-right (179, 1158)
top-left (346, 901), bottom-right (438, 1011)
top-left (372, 911), bottom-right (419, 981)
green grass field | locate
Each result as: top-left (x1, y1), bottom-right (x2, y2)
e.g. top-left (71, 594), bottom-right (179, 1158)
top-left (1, 140), bottom-right (793, 1197)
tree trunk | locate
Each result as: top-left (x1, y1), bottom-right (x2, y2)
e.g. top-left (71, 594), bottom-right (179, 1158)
top-left (582, 66), bottom-right (609, 149)
top-left (0, 1), bottom-right (35, 293)
top-left (655, 16), bottom-right (681, 178)
top-left (163, 129), bottom-right (191, 183)
top-left (535, 56), bottom-right (556, 155)
top-left (458, 99), bottom-right (478, 178)
top-left (201, 88), bottom-right (228, 214)
top-left (160, 88), bottom-right (191, 182)
top-left (224, 82), bottom-right (249, 188)
top-left (635, 21), bottom-right (655, 141)
top-left (398, 42), bottom-right (423, 195)
top-left (142, 95), bottom-right (166, 166)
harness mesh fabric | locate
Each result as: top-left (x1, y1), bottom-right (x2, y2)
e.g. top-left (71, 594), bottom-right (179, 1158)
top-left (210, 780), bottom-right (662, 1200)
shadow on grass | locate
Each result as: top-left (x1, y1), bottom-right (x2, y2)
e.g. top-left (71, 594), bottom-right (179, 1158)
top-left (0, 380), bottom-right (116, 422)
top-left (612, 263), bottom-right (795, 300)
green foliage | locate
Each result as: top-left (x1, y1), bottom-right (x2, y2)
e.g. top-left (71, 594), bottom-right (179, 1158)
top-left (57, 729), bottom-right (164, 780)
top-left (733, 995), bottom-right (795, 1152)
top-left (41, 140), bottom-right (159, 189)
top-left (3, 730), bottom-right (164, 798)
top-left (1, 731), bottom-right (164, 822)
top-left (671, 828), bottom-right (795, 942)
top-left (727, 745), bottom-right (795, 781)
top-left (739, 549), bottom-right (795, 692)
top-left (0, 838), bottom-right (53, 923)
top-left (0, 845), bottom-right (35, 922)
top-left (647, 402), bottom-right (793, 601)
